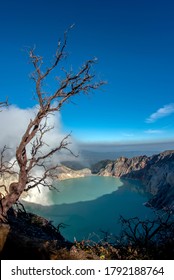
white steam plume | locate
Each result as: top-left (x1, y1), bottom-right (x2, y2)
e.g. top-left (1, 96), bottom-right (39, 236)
top-left (0, 105), bottom-right (78, 204)
top-left (0, 105), bottom-right (77, 162)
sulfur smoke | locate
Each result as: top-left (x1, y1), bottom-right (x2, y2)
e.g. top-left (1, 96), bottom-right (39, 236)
top-left (0, 105), bottom-right (78, 205)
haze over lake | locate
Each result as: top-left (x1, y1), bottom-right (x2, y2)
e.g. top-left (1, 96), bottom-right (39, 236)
top-left (24, 176), bottom-right (153, 242)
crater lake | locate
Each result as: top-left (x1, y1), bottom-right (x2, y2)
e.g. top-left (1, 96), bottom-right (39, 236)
top-left (23, 176), bottom-right (154, 242)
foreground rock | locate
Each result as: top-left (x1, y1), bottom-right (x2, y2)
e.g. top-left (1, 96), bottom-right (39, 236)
top-left (97, 150), bottom-right (174, 210)
top-left (0, 210), bottom-right (101, 260)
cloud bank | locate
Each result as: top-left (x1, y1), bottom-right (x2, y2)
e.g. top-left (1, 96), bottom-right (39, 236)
top-left (145, 103), bottom-right (174, 123)
top-left (0, 105), bottom-right (77, 163)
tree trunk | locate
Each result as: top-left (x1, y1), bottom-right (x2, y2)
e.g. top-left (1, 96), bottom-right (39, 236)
top-left (0, 173), bottom-right (27, 221)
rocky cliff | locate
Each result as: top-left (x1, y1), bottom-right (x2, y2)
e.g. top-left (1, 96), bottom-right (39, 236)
top-left (97, 150), bottom-right (174, 210)
top-left (56, 165), bottom-right (91, 180)
top-left (98, 155), bottom-right (148, 178)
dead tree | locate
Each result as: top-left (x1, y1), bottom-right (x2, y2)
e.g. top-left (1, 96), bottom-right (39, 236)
top-left (0, 99), bottom-right (8, 111)
top-left (119, 209), bottom-right (174, 248)
top-left (0, 30), bottom-right (104, 222)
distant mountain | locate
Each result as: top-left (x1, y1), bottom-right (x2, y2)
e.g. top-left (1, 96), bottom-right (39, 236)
top-left (61, 149), bottom-right (160, 169)
top-left (96, 150), bottom-right (174, 210)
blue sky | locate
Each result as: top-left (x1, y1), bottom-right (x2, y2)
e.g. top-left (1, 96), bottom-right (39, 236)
top-left (1, 0), bottom-right (174, 146)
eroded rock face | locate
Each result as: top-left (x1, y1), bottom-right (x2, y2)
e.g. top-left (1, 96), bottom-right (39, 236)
top-left (91, 160), bottom-right (112, 174)
top-left (98, 156), bottom-right (148, 178)
top-left (97, 150), bottom-right (174, 210)
top-left (56, 165), bottom-right (91, 180)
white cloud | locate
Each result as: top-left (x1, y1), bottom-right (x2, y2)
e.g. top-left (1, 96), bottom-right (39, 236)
top-left (0, 105), bottom-right (77, 163)
top-left (144, 129), bottom-right (164, 134)
top-left (145, 103), bottom-right (174, 123)
top-left (122, 133), bottom-right (134, 137)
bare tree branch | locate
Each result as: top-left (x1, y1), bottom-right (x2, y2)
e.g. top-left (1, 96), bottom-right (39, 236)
top-left (0, 98), bottom-right (8, 112)
top-left (119, 209), bottom-right (174, 248)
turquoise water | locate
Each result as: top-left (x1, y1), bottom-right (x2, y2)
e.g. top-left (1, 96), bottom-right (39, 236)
top-left (24, 176), bottom-right (153, 242)
top-left (50, 176), bottom-right (124, 204)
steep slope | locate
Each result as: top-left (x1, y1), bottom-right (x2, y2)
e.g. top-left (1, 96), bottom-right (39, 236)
top-left (97, 150), bottom-right (174, 210)
top-left (56, 165), bottom-right (91, 180)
